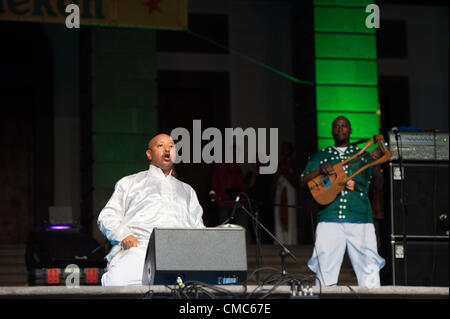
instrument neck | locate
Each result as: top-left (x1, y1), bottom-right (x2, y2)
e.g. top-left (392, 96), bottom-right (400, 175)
top-left (334, 142), bottom-right (350, 147)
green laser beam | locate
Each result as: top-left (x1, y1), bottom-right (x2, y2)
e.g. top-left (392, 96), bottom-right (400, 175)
top-left (187, 30), bottom-right (315, 86)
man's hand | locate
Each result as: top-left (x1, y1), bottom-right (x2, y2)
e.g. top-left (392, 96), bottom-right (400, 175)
top-left (320, 163), bottom-right (336, 176)
top-left (300, 163), bottom-right (336, 186)
top-left (370, 147), bottom-right (382, 160)
top-left (121, 235), bottom-right (138, 250)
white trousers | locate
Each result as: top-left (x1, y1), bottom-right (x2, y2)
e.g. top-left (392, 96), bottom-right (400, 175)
top-left (308, 222), bottom-right (385, 287)
top-left (101, 247), bottom-right (147, 286)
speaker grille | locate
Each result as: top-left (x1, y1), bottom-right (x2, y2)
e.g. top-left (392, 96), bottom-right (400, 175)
top-left (392, 239), bottom-right (449, 286)
top-left (143, 228), bottom-right (248, 285)
top-left (389, 163), bottom-right (449, 237)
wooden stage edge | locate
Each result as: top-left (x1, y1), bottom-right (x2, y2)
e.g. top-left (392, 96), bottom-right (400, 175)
top-left (0, 285), bottom-right (448, 299)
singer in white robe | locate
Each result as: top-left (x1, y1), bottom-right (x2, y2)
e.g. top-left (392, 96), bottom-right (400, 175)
top-left (97, 134), bottom-right (205, 286)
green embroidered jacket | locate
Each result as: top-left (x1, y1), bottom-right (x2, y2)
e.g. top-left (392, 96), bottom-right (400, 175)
top-left (301, 145), bottom-right (374, 224)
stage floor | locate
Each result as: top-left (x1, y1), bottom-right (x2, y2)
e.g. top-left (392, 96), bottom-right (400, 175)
top-left (0, 285), bottom-right (448, 299)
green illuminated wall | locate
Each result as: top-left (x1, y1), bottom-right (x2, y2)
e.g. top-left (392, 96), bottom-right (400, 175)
top-left (90, 28), bottom-right (158, 241)
top-left (314, 0), bottom-right (380, 149)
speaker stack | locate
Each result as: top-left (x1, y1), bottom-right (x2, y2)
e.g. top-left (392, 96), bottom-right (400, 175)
top-left (388, 131), bottom-right (449, 286)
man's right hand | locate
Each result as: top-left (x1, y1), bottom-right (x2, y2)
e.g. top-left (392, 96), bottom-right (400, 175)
top-left (301, 163), bottom-right (336, 186)
top-left (121, 235), bottom-right (138, 250)
top-left (320, 163), bottom-right (336, 176)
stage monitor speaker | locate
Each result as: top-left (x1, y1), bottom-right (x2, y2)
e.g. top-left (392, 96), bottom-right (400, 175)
top-left (142, 228), bottom-right (248, 285)
top-left (389, 162), bottom-right (449, 237)
top-left (25, 230), bottom-right (107, 286)
top-left (392, 239), bottom-right (449, 286)
top-left (25, 230), bottom-right (107, 270)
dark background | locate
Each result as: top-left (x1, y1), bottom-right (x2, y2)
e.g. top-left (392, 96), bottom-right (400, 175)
top-left (0, 0), bottom-right (448, 255)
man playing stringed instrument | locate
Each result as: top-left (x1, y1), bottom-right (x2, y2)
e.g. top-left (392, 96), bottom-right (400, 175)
top-left (300, 116), bottom-right (386, 287)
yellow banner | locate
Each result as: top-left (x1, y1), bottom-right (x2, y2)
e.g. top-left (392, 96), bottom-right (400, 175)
top-left (0, 0), bottom-right (188, 30)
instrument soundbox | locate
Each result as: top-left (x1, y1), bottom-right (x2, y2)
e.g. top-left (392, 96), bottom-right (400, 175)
top-left (307, 135), bottom-right (392, 205)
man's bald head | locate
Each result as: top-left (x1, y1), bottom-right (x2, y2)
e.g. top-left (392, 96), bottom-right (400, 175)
top-left (148, 134), bottom-right (174, 149)
top-left (146, 134), bottom-right (176, 176)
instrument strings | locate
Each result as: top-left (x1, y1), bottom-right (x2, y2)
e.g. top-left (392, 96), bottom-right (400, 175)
top-left (345, 152), bottom-right (372, 174)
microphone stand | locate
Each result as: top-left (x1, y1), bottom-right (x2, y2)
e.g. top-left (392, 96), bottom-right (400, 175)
top-left (224, 197), bottom-right (263, 284)
top-left (239, 204), bottom-right (298, 280)
top-left (430, 129), bottom-right (439, 285)
top-left (216, 196), bottom-right (299, 282)
top-left (252, 204), bottom-right (262, 284)
top-left (250, 201), bottom-right (301, 278)
top-left (394, 131), bottom-right (408, 285)
top-left (241, 195), bottom-right (302, 283)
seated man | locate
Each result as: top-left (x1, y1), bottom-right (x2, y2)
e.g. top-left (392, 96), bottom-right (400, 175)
top-left (97, 134), bottom-right (205, 286)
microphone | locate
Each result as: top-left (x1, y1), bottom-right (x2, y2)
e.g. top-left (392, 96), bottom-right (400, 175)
top-left (392, 127), bottom-right (399, 141)
top-left (439, 214), bottom-right (449, 231)
top-left (229, 195), bottom-right (240, 223)
top-left (209, 190), bottom-right (216, 203)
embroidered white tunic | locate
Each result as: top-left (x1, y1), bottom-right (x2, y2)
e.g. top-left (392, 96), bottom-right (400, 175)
top-left (97, 164), bottom-right (205, 269)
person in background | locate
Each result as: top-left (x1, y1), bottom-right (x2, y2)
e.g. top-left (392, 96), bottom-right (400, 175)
top-left (273, 142), bottom-right (298, 245)
top-left (210, 146), bottom-right (246, 226)
top-left (247, 157), bottom-right (275, 244)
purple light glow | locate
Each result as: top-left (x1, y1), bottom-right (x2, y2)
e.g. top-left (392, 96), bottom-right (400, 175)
top-left (49, 225), bottom-right (72, 230)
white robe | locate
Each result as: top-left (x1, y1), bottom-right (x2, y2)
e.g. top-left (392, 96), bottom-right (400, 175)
top-left (97, 164), bottom-right (205, 286)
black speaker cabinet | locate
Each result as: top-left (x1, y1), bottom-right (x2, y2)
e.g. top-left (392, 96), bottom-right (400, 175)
top-left (25, 230), bottom-right (107, 270)
top-left (389, 162), bottom-right (449, 237)
top-left (142, 227), bottom-right (248, 285)
top-left (391, 239), bottom-right (449, 286)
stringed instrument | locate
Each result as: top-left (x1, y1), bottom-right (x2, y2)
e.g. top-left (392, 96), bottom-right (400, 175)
top-left (307, 134), bottom-right (392, 205)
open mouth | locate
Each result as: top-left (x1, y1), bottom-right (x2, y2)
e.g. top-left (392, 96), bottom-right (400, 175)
top-left (163, 154), bottom-right (171, 161)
